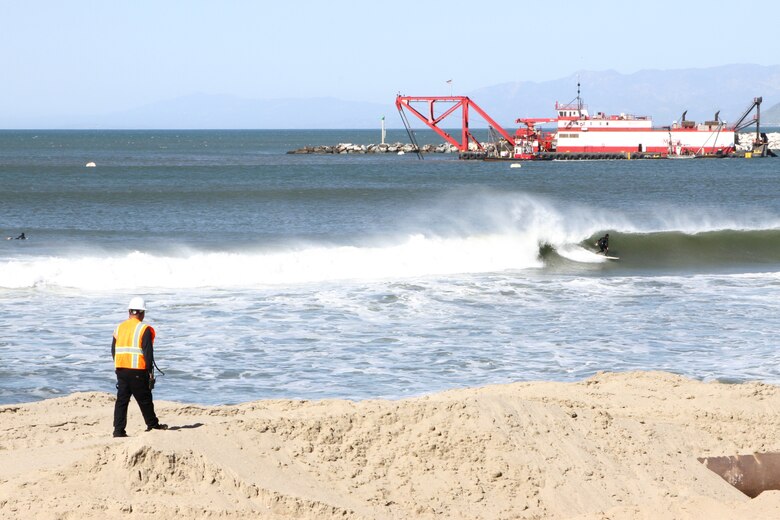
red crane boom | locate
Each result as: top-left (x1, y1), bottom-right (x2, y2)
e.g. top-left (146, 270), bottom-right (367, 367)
top-left (395, 95), bottom-right (515, 152)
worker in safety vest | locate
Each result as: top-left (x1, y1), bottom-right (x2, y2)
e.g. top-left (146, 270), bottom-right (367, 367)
top-left (111, 296), bottom-right (167, 437)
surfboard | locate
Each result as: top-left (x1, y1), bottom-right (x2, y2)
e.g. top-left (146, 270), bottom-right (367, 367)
top-left (593, 249), bottom-right (619, 260)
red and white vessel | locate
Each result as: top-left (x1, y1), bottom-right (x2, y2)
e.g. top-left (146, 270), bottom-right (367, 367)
top-left (513, 87), bottom-right (735, 159)
top-left (395, 90), bottom-right (767, 160)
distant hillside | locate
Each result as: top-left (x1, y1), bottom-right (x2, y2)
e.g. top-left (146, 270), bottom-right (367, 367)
top-left (763, 101), bottom-right (780, 125)
top-left (45, 94), bottom-right (394, 130)
top-left (468, 64), bottom-right (780, 129)
top-left (6, 64), bottom-right (779, 129)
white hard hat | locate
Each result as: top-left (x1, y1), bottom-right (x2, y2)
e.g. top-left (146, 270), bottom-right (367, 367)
top-left (128, 296), bottom-right (146, 311)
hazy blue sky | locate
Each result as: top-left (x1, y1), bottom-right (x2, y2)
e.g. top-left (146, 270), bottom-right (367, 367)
top-left (2, 0), bottom-right (779, 120)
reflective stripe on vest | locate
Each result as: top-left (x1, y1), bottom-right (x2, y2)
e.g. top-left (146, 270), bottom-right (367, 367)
top-left (114, 318), bottom-right (151, 370)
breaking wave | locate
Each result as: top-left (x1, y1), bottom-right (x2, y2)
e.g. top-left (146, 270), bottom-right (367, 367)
top-left (542, 229), bottom-right (780, 273)
top-left (3, 228), bottom-right (780, 290)
top-left (3, 191), bottom-right (780, 290)
top-left (0, 234), bottom-right (543, 290)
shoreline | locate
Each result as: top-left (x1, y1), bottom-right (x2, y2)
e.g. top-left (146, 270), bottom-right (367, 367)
top-left (2, 370), bottom-right (780, 519)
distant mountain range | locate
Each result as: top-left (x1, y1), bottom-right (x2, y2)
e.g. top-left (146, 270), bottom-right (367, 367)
top-left (5, 95), bottom-right (392, 130)
top-left (471, 64), bottom-right (780, 128)
top-left (764, 101), bottom-right (780, 126)
top-left (4, 64), bottom-right (780, 129)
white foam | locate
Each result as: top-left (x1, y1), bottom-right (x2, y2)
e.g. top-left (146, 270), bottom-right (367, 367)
top-left (0, 233), bottom-right (544, 290)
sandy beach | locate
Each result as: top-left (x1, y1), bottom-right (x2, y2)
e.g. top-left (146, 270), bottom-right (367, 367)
top-left (1, 371), bottom-right (780, 519)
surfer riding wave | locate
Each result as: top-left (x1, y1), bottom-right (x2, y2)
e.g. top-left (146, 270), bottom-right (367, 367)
top-left (596, 233), bottom-right (609, 255)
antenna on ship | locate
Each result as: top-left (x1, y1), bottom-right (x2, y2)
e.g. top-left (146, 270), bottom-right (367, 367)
top-left (577, 77), bottom-right (582, 112)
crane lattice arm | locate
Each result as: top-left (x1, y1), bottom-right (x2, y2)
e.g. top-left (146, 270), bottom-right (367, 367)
top-left (396, 96), bottom-right (515, 152)
top-left (731, 97), bottom-right (762, 132)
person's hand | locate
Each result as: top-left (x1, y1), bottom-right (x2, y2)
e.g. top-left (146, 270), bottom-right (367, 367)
top-left (149, 374), bottom-right (156, 390)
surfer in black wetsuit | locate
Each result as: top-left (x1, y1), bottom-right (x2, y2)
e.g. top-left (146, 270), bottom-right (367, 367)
top-left (16, 232), bottom-right (26, 240)
top-left (597, 233), bottom-right (609, 254)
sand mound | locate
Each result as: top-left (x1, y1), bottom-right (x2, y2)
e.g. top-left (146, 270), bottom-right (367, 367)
top-left (2, 371), bottom-right (780, 519)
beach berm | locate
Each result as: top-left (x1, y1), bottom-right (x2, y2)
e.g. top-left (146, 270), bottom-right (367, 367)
top-left (1, 371), bottom-right (780, 519)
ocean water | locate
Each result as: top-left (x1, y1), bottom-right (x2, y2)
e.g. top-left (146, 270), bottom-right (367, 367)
top-left (1, 129), bottom-right (779, 405)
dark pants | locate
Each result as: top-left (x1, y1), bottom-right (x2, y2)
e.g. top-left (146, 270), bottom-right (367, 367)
top-left (113, 368), bottom-right (159, 434)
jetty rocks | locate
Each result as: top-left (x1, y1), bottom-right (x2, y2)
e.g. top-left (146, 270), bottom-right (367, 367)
top-left (287, 142), bottom-right (459, 155)
top-left (737, 131), bottom-right (780, 151)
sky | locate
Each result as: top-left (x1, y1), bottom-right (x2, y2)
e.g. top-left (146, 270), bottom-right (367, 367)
top-left (1, 0), bottom-right (779, 123)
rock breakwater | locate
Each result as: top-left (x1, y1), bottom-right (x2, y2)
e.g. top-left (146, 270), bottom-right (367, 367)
top-left (736, 131), bottom-right (780, 151)
top-left (287, 142), bottom-right (458, 155)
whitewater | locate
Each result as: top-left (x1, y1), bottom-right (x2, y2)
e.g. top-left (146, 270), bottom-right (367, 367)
top-left (1, 129), bottom-right (779, 405)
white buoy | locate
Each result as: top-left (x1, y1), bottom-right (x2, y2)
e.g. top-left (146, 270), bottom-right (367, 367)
top-left (85, 162), bottom-right (96, 168)
top-left (510, 163), bottom-right (522, 168)
top-left (397, 151), bottom-right (405, 155)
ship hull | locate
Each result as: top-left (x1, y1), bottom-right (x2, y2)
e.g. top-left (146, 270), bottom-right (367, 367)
top-left (555, 128), bottom-right (734, 155)
top-left (512, 95), bottom-right (739, 160)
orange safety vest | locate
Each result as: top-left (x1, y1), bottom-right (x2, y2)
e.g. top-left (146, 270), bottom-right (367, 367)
top-left (113, 317), bottom-right (155, 370)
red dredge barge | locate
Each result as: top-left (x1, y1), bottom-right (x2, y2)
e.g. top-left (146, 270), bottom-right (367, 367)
top-left (395, 87), bottom-right (773, 160)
